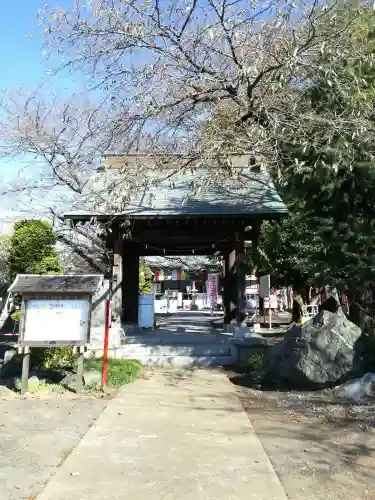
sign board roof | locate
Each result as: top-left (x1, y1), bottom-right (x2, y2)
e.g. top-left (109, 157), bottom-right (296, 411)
top-left (9, 274), bottom-right (104, 295)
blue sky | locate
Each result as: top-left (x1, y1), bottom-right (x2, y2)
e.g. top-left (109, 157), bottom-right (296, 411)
top-left (0, 1), bottom-right (81, 217)
top-left (0, 1), bottom-right (46, 91)
top-left (0, 1), bottom-right (74, 92)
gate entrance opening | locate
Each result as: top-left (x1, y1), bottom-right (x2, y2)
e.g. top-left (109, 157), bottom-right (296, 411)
top-left (64, 154), bottom-right (287, 331)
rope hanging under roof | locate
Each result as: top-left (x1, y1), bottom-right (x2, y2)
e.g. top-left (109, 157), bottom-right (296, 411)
top-left (132, 237), bottom-right (229, 255)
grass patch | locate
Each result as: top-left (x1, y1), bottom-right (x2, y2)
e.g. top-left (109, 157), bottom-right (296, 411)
top-left (237, 353), bottom-right (264, 374)
top-left (31, 347), bottom-right (76, 371)
top-left (13, 378), bottom-right (66, 395)
top-left (84, 358), bottom-right (143, 387)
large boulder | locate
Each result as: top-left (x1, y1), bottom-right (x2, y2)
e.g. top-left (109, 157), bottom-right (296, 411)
top-left (60, 373), bottom-right (85, 392)
top-left (83, 370), bottom-right (102, 389)
top-left (264, 309), bottom-right (361, 389)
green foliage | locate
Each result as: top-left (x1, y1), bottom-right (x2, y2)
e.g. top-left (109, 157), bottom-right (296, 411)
top-left (13, 377), bottom-right (65, 395)
top-left (281, 6), bottom-right (375, 289)
top-left (247, 354), bottom-right (264, 372)
top-left (246, 354), bottom-right (264, 372)
top-left (8, 220), bottom-right (62, 280)
top-left (31, 348), bottom-right (76, 371)
top-left (0, 235), bottom-right (10, 283)
top-left (247, 5), bottom-right (375, 296)
top-left (84, 357), bottom-right (142, 387)
top-left (237, 353), bottom-right (264, 374)
top-left (10, 310), bottom-right (21, 322)
top-left (139, 258), bottom-right (153, 294)
top-left (249, 209), bottom-right (323, 287)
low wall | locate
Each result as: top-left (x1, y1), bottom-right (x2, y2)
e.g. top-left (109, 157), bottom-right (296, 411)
top-left (230, 339), bottom-right (269, 364)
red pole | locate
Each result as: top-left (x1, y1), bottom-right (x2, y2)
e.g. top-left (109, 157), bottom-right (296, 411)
top-left (102, 299), bottom-right (111, 388)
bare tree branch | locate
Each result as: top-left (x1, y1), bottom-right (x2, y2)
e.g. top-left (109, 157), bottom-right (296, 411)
top-left (0, 0), bottom-right (369, 272)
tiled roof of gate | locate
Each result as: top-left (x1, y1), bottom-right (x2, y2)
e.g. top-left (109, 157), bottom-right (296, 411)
top-left (9, 274), bottom-right (104, 294)
top-left (64, 155), bottom-right (288, 219)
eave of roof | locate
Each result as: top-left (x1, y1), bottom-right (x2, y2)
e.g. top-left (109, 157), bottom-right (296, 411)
top-left (64, 156), bottom-right (288, 220)
top-left (8, 274), bottom-right (104, 294)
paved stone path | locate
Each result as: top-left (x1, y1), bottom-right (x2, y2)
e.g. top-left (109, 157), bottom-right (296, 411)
top-left (37, 369), bottom-right (287, 500)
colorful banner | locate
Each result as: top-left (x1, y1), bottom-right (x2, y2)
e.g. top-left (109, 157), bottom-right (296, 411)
top-left (207, 274), bottom-right (218, 305)
top-left (154, 269), bottom-right (184, 281)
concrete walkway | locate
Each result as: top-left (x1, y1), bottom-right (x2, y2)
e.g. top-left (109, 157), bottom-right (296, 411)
top-left (37, 369), bottom-right (287, 500)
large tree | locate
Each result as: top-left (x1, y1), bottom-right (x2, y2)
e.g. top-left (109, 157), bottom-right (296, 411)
top-left (38, 0), bottom-right (359, 163)
top-left (249, 212), bottom-right (323, 289)
top-left (0, 235), bottom-right (10, 292)
top-left (3, 0), bottom-right (363, 183)
top-left (7, 220), bottom-right (62, 280)
top-left (1, 0), bottom-right (374, 306)
top-left (281, 6), bottom-right (375, 287)
top-left (245, 5), bottom-right (375, 324)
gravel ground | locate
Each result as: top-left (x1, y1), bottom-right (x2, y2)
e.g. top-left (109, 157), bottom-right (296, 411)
top-left (231, 374), bottom-right (375, 500)
top-left (0, 394), bottom-right (108, 500)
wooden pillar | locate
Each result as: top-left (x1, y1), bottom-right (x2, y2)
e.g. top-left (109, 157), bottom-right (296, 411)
top-left (252, 221), bottom-right (262, 314)
top-left (235, 239), bottom-right (246, 326)
top-left (223, 239), bottom-right (246, 326)
top-left (112, 239), bottom-right (123, 322)
top-left (21, 348), bottom-right (30, 395)
top-left (76, 351), bottom-right (85, 394)
top-left (122, 243), bottom-right (139, 324)
top-left (223, 253), bottom-right (231, 324)
top-left (251, 221), bottom-right (262, 271)
top-left (223, 250), bottom-right (236, 324)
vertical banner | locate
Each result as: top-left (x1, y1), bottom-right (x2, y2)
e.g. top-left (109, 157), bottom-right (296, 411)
top-left (207, 273), bottom-right (218, 309)
top-left (259, 274), bottom-right (270, 298)
top-left (259, 275), bottom-right (271, 328)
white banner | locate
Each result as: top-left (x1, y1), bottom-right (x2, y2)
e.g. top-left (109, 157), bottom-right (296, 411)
top-left (259, 275), bottom-right (271, 298)
top-left (207, 274), bottom-right (218, 307)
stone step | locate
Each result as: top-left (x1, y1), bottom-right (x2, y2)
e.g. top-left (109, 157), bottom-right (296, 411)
top-left (116, 353), bottom-right (234, 367)
top-left (123, 335), bottom-right (232, 346)
top-left (118, 344), bottom-right (231, 357)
